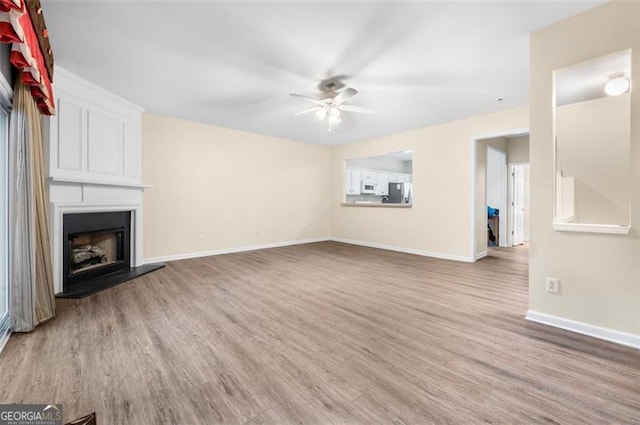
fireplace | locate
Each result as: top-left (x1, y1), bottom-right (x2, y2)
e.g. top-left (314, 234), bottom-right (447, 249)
top-left (63, 211), bottom-right (131, 290)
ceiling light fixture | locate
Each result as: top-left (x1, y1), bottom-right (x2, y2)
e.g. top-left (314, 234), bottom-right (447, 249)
top-left (604, 73), bottom-right (630, 96)
top-left (316, 104), bottom-right (341, 131)
top-left (327, 106), bottom-right (341, 124)
top-left (291, 83), bottom-right (374, 132)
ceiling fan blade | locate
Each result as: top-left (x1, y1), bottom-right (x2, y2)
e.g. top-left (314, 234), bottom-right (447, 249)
top-left (293, 107), bottom-right (323, 116)
top-left (339, 104), bottom-right (375, 114)
top-left (290, 93), bottom-right (324, 106)
top-left (333, 87), bottom-right (358, 105)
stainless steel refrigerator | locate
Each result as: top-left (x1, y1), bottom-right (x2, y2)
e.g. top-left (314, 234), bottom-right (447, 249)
top-left (388, 182), bottom-right (413, 204)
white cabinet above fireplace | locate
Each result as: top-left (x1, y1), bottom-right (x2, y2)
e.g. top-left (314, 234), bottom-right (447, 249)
top-left (44, 66), bottom-right (145, 187)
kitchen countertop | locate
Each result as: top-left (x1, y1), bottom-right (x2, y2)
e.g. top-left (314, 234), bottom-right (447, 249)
top-left (341, 202), bottom-right (412, 208)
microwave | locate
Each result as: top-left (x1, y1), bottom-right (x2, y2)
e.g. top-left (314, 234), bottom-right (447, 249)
top-left (361, 181), bottom-right (375, 194)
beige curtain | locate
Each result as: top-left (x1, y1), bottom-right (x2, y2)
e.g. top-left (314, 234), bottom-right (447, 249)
top-left (8, 75), bottom-right (55, 331)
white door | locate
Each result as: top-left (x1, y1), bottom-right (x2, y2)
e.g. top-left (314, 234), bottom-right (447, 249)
top-left (487, 147), bottom-right (507, 247)
top-left (511, 165), bottom-right (526, 246)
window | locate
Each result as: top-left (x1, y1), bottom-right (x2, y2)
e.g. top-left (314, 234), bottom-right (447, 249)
top-left (0, 76), bottom-right (10, 349)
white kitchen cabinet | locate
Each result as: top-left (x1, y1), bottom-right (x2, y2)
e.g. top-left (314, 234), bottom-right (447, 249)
top-left (345, 169), bottom-right (362, 195)
top-left (389, 173), bottom-right (403, 183)
top-left (375, 173), bottom-right (389, 196)
top-left (362, 171), bottom-right (376, 185)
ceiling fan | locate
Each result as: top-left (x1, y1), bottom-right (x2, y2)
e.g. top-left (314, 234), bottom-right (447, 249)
top-left (290, 80), bottom-right (374, 131)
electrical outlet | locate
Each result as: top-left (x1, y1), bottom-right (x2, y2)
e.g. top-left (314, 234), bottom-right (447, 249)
top-left (546, 277), bottom-right (560, 294)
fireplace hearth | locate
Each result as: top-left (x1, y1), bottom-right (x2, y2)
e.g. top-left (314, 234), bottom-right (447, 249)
top-left (57, 211), bottom-right (164, 299)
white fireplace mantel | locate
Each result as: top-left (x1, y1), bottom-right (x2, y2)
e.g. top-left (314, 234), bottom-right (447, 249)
top-left (50, 201), bottom-right (144, 294)
top-left (45, 67), bottom-right (147, 294)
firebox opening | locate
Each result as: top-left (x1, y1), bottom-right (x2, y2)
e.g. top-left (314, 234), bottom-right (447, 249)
top-left (69, 228), bottom-right (124, 275)
top-left (62, 211), bottom-right (132, 290)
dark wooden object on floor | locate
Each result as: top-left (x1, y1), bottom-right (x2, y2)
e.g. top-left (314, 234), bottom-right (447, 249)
top-left (0, 242), bottom-right (638, 424)
top-left (65, 412), bottom-right (96, 425)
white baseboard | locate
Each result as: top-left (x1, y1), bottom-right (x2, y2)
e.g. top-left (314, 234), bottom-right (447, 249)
top-left (144, 237), bottom-right (331, 264)
top-left (526, 310), bottom-right (639, 349)
top-left (330, 237), bottom-right (474, 262)
top-left (145, 236), bottom-right (475, 265)
top-left (475, 250), bottom-right (488, 261)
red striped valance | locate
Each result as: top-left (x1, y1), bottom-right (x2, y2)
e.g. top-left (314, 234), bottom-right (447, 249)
top-left (0, 0), bottom-right (54, 115)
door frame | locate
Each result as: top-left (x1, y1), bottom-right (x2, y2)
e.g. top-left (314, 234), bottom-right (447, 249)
top-left (470, 128), bottom-right (529, 261)
top-left (508, 162), bottom-right (529, 247)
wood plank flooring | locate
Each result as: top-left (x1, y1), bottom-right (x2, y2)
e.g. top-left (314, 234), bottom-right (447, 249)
top-left (0, 242), bottom-right (638, 424)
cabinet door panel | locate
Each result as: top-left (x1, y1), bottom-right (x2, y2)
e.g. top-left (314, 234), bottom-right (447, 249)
top-left (87, 111), bottom-right (120, 175)
top-left (57, 99), bottom-right (83, 171)
top-left (375, 173), bottom-right (389, 196)
top-left (123, 123), bottom-right (141, 178)
top-left (350, 170), bottom-right (362, 194)
top-left (389, 173), bottom-right (402, 183)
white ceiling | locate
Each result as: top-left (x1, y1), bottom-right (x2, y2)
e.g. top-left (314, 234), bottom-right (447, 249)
top-left (42, 1), bottom-right (602, 146)
top-left (556, 49), bottom-right (631, 106)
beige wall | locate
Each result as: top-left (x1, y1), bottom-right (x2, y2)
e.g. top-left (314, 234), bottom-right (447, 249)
top-left (556, 95), bottom-right (630, 225)
top-left (331, 106), bottom-right (529, 261)
top-left (506, 135), bottom-right (529, 163)
top-left (142, 113), bottom-right (331, 260)
top-left (530, 2), bottom-right (640, 335)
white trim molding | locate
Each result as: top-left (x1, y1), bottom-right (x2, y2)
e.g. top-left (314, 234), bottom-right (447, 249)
top-left (51, 202), bottom-right (144, 294)
top-left (475, 250), bottom-right (488, 261)
top-left (144, 237), bottom-right (331, 264)
top-left (144, 237), bottom-right (475, 266)
top-left (526, 310), bottom-right (640, 349)
top-left (552, 222), bottom-right (631, 235)
top-left (331, 237), bottom-right (474, 262)
top-left (54, 66), bottom-right (144, 115)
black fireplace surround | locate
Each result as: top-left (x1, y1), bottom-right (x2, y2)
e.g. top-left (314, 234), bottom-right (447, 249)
top-left (63, 211), bottom-right (131, 290)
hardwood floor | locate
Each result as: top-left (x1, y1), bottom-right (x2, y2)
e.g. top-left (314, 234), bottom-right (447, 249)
top-left (0, 242), bottom-right (638, 424)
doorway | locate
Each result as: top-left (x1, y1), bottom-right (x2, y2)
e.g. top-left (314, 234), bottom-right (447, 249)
top-left (472, 132), bottom-right (530, 260)
top-left (487, 146), bottom-right (507, 248)
top-left (509, 164), bottom-right (530, 246)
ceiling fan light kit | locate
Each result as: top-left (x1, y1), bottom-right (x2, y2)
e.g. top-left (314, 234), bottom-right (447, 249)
top-left (290, 81), bottom-right (373, 132)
